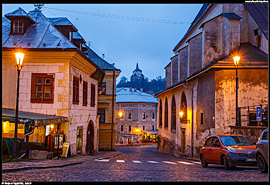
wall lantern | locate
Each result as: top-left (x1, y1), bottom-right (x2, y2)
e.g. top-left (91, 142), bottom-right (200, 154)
top-left (118, 111), bottom-right (123, 119)
top-left (178, 111), bottom-right (184, 118)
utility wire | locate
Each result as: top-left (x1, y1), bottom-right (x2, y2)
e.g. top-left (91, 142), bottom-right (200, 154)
top-left (43, 6), bottom-right (190, 25)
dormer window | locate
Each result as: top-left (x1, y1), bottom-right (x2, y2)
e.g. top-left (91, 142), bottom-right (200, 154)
top-left (13, 20), bottom-right (24, 34)
top-left (5, 7), bottom-right (35, 35)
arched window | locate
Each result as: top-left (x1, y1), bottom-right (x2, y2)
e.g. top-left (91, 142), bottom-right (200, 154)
top-left (180, 92), bottom-right (187, 122)
top-left (171, 95), bottom-right (176, 132)
top-left (159, 99), bottom-right (162, 128)
top-left (165, 97), bottom-right (168, 129)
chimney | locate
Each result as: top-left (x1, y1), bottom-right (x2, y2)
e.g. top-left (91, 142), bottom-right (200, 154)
top-left (102, 54), bottom-right (105, 59)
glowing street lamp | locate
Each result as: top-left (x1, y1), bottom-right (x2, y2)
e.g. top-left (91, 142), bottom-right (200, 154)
top-left (13, 50), bottom-right (24, 158)
top-left (233, 55), bottom-right (240, 126)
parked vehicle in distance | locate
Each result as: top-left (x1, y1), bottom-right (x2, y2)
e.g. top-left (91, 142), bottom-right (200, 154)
top-left (256, 129), bottom-right (268, 173)
top-left (200, 134), bottom-right (256, 170)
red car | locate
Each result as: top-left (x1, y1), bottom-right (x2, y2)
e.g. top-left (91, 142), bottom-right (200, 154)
top-left (200, 134), bottom-right (256, 170)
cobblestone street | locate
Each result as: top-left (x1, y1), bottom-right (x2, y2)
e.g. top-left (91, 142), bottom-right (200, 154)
top-left (2, 146), bottom-right (269, 182)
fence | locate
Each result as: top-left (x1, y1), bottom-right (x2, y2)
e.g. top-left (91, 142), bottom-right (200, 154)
top-left (238, 104), bottom-right (268, 126)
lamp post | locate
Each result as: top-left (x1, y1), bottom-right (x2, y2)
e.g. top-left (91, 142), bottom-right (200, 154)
top-left (233, 56), bottom-right (240, 126)
top-left (13, 50), bottom-right (24, 158)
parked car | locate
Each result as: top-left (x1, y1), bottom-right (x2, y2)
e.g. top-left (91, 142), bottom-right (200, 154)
top-left (200, 134), bottom-right (256, 170)
top-left (256, 129), bottom-right (268, 173)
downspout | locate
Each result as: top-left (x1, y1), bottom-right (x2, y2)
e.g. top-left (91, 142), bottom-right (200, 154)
top-left (111, 65), bottom-right (115, 150)
top-left (183, 81), bottom-right (194, 158)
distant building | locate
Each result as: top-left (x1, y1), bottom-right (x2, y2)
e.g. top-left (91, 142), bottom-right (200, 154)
top-left (130, 63), bottom-right (145, 90)
top-left (115, 87), bottom-right (158, 144)
top-left (156, 4), bottom-right (268, 158)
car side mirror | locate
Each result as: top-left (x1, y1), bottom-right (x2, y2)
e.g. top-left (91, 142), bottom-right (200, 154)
top-left (253, 142), bottom-right (256, 145)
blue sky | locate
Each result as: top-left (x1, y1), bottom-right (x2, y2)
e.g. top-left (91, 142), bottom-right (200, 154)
top-left (2, 4), bottom-right (202, 82)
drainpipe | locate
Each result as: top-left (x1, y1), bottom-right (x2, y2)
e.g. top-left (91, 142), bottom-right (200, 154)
top-left (111, 64), bottom-right (115, 150)
top-left (183, 82), bottom-right (194, 158)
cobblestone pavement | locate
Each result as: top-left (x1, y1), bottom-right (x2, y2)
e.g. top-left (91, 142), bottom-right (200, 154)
top-left (2, 146), bottom-right (269, 182)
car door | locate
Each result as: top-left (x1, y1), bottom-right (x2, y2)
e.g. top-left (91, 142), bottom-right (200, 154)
top-left (201, 137), bottom-right (212, 162)
top-left (210, 137), bottom-right (222, 164)
top-left (260, 130), bottom-right (268, 164)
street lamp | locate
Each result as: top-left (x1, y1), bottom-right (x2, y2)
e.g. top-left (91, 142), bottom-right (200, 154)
top-left (233, 56), bottom-right (240, 126)
top-left (13, 50), bottom-right (24, 158)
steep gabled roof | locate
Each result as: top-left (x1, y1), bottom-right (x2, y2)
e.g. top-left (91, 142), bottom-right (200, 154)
top-left (2, 8), bottom-right (76, 49)
top-left (173, 4), bottom-right (211, 52)
top-left (5, 7), bottom-right (35, 24)
top-left (244, 4), bottom-right (268, 40)
top-left (48, 17), bottom-right (78, 32)
top-left (85, 45), bottom-right (120, 71)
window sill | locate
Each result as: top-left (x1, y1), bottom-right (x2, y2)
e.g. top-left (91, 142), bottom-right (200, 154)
top-left (31, 99), bottom-right (53, 104)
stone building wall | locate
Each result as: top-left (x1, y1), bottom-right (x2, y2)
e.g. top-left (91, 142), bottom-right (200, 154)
top-left (202, 16), bottom-right (223, 67)
top-left (171, 55), bottom-right (178, 85)
top-left (215, 69), bottom-right (268, 135)
top-left (188, 33), bottom-right (202, 76)
top-left (179, 46), bottom-right (188, 82)
top-left (165, 63), bottom-right (171, 89)
top-left (68, 65), bottom-right (98, 155)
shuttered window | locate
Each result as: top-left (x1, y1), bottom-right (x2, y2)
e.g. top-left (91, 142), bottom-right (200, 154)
top-left (83, 81), bottom-right (88, 106)
top-left (73, 76), bottom-right (79, 104)
top-left (90, 84), bottom-right (95, 107)
top-left (31, 73), bottom-right (54, 103)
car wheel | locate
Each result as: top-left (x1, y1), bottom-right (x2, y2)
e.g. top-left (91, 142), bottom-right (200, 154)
top-left (257, 154), bottom-right (268, 173)
top-left (223, 155), bottom-right (230, 170)
top-left (200, 155), bottom-right (208, 168)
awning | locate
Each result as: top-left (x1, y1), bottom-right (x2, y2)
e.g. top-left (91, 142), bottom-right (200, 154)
top-left (122, 135), bottom-right (132, 137)
top-left (2, 108), bottom-right (69, 127)
top-left (142, 130), bottom-right (158, 135)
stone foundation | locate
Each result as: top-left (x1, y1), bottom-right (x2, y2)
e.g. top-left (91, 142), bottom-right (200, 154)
top-left (229, 126), bottom-right (267, 143)
top-left (157, 136), bottom-right (186, 157)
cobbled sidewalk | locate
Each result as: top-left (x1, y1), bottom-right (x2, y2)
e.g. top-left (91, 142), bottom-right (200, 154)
top-left (2, 151), bottom-right (122, 173)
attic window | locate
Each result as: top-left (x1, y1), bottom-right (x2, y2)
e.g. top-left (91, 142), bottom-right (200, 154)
top-left (13, 21), bottom-right (24, 34)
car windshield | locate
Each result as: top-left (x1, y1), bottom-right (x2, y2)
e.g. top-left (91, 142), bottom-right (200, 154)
top-left (220, 136), bottom-right (252, 146)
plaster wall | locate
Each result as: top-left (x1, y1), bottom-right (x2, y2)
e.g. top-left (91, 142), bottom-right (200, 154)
top-left (68, 65), bottom-right (98, 155)
top-left (171, 56), bottom-right (178, 85)
top-left (188, 33), bottom-right (202, 76)
top-left (179, 47), bottom-right (188, 82)
top-left (165, 63), bottom-right (172, 88)
top-left (215, 69), bottom-right (268, 135)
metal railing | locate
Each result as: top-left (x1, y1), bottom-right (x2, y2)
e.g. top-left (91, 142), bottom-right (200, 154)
top-left (238, 104), bottom-right (268, 126)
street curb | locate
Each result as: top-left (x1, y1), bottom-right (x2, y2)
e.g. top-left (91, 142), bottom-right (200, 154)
top-left (2, 161), bottom-right (83, 173)
top-left (2, 151), bottom-right (122, 173)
